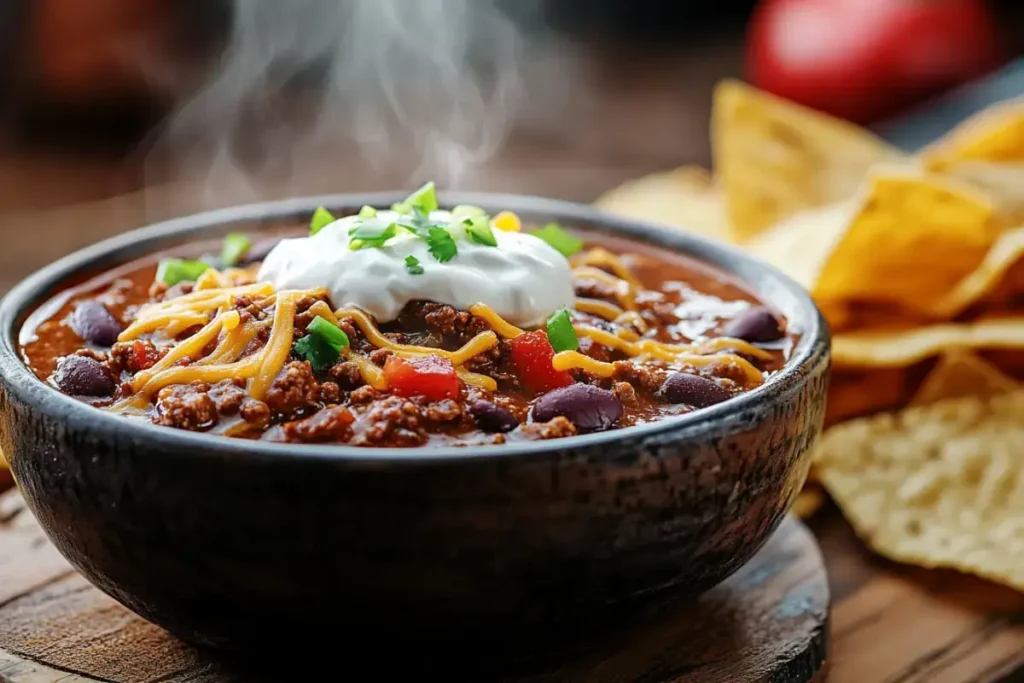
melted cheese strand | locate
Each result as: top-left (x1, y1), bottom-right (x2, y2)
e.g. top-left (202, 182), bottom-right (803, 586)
top-left (335, 307), bottom-right (498, 363)
top-left (130, 314), bottom-right (226, 391)
top-left (249, 292), bottom-right (299, 400)
top-left (456, 368), bottom-right (498, 391)
top-left (572, 266), bottom-right (635, 310)
top-left (553, 350), bottom-right (764, 385)
top-left (575, 247), bottom-right (643, 291)
top-left (573, 297), bottom-right (624, 321)
top-left (469, 303), bottom-right (523, 338)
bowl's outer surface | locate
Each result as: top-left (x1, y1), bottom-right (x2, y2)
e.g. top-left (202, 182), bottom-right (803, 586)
top-left (0, 193), bottom-right (830, 651)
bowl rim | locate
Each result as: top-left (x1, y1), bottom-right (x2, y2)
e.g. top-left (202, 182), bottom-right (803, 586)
top-left (0, 191), bottom-right (829, 466)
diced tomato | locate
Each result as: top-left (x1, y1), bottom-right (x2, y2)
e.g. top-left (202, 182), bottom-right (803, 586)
top-left (383, 354), bottom-right (460, 401)
top-left (509, 330), bottom-right (574, 394)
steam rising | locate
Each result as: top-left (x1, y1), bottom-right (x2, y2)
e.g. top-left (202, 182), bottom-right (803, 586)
top-left (150, 0), bottom-right (534, 205)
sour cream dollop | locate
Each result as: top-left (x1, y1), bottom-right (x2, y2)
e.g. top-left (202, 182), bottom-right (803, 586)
top-left (257, 209), bottom-right (576, 326)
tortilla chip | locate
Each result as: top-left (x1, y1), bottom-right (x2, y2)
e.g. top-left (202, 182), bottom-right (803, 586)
top-left (593, 166), bottom-right (729, 241)
top-left (934, 226), bottom-right (1024, 317)
top-left (711, 79), bottom-right (903, 242)
top-left (940, 161), bottom-right (1024, 224)
top-left (793, 485), bottom-right (826, 519)
top-left (816, 391), bottom-right (1024, 591)
top-left (832, 317), bottom-right (1024, 368)
top-left (922, 98), bottom-right (1024, 170)
top-left (826, 368), bottom-right (910, 426)
top-left (813, 169), bottom-right (1000, 316)
top-left (910, 350), bottom-right (1019, 406)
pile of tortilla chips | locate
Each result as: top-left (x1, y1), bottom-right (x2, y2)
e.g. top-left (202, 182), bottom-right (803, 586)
top-left (596, 79), bottom-right (1024, 592)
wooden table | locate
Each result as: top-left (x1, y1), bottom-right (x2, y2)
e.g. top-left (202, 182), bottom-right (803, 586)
top-left (1, 36), bottom-right (1023, 683)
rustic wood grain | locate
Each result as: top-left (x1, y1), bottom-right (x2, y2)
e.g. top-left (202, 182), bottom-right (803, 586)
top-left (0, 490), bottom-right (828, 683)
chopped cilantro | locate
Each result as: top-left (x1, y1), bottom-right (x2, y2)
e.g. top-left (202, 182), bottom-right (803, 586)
top-left (310, 206), bottom-right (336, 235)
top-left (405, 255), bottom-right (425, 275)
top-left (425, 226), bottom-right (457, 262)
top-left (530, 223), bottom-right (583, 258)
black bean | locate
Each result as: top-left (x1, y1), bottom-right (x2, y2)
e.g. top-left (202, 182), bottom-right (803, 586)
top-left (722, 306), bottom-right (784, 343)
top-left (658, 372), bottom-right (731, 409)
top-left (239, 237), bottom-right (282, 265)
top-left (70, 301), bottom-right (122, 347)
top-left (530, 383), bottom-right (622, 433)
top-left (53, 355), bottom-right (115, 397)
top-left (468, 400), bottom-right (518, 433)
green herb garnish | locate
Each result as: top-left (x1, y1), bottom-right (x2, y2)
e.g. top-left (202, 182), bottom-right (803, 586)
top-left (425, 226), bottom-right (457, 262)
top-left (392, 181), bottom-right (439, 215)
top-left (399, 208), bottom-right (458, 262)
top-left (220, 233), bottom-right (252, 267)
top-left (405, 255), bottom-right (424, 275)
top-left (358, 205), bottom-right (377, 218)
top-left (310, 206), bottom-right (336, 235)
top-left (348, 218), bottom-right (398, 250)
top-left (464, 216), bottom-right (497, 247)
top-left (545, 308), bottom-right (579, 353)
top-left (156, 258), bottom-right (211, 286)
top-left (294, 315), bottom-right (350, 374)
top-left (530, 223), bottom-right (583, 258)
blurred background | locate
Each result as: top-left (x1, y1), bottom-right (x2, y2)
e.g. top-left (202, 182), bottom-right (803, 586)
top-left (0, 0), bottom-right (1023, 292)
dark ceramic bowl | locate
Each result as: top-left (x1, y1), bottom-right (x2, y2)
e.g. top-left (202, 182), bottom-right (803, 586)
top-left (0, 193), bottom-right (829, 657)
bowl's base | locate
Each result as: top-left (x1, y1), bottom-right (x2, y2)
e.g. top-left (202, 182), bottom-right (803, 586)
top-left (0, 507), bottom-right (829, 682)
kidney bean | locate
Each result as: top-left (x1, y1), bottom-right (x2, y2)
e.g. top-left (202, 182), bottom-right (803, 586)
top-left (468, 400), bottom-right (518, 433)
top-left (530, 383), bottom-right (622, 433)
top-left (53, 355), bottom-right (115, 397)
top-left (71, 301), bottom-right (122, 347)
top-left (722, 306), bottom-right (784, 343)
top-left (658, 372), bottom-right (731, 409)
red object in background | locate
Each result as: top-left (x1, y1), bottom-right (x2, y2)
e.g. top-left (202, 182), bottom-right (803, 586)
top-left (383, 355), bottom-right (460, 402)
top-left (746, 0), bottom-right (1005, 124)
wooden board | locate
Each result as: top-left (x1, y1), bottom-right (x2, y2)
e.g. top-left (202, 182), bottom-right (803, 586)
top-left (0, 489), bottom-right (828, 683)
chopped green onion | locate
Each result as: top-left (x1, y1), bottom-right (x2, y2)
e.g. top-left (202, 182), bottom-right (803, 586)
top-left (310, 206), bottom-right (336, 235)
top-left (294, 316), bottom-right (349, 374)
top-left (358, 205), bottom-right (377, 218)
top-left (530, 223), bottom-right (583, 258)
top-left (348, 218), bottom-right (398, 250)
top-left (392, 181), bottom-right (438, 215)
top-left (220, 233), bottom-right (252, 267)
top-left (545, 308), bottom-right (579, 353)
top-left (405, 255), bottom-right (425, 275)
top-left (156, 258), bottom-right (211, 286)
top-left (465, 216), bottom-right (497, 247)
top-left (451, 204), bottom-right (487, 220)
top-left (425, 225), bottom-right (457, 262)
top-left (307, 316), bottom-right (349, 351)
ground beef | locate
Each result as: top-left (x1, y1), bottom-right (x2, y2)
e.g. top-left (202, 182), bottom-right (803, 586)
top-left (208, 379), bottom-right (247, 415)
top-left (424, 399), bottom-right (464, 423)
top-left (240, 399), bottom-right (271, 428)
top-left (109, 339), bottom-right (162, 376)
top-left (463, 340), bottom-right (517, 386)
top-left (612, 381), bottom-right (640, 409)
top-left (349, 386), bottom-right (380, 405)
top-left (264, 361), bottom-right (321, 419)
top-left (350, 396), bottom-right (426, 447)
top-left (517, 416), bottom-right (577, 441)
top-left (369, 348), bottom-right (394, 367)
top-left (328, 361), bottom-right (364, 389)
top-left (153, 383), bottom-right (218, 431)
top-left (282, 405), bottom-right (355, 443)
top-left (395, 301), bottom-right (492, 348)
top-left (319, 381), bottom-right (341, 404)
top-left (231, 295), bottom-right (267, 323)
top-left (612, 360), bottom-right (668, 395)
